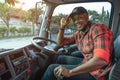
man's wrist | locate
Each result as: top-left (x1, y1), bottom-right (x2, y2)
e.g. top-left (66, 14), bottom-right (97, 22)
top-left (69, 70), bottom-right (73, 77)
top-left (60, 28), bottom-right (65, 30)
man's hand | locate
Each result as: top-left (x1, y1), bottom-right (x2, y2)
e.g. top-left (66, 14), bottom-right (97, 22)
top-left (54, 65), bottom-right (63, 79)
top-left (54, 65), bottom-right (71, 79)
top-left (60, 17), bottom-right (71, 29)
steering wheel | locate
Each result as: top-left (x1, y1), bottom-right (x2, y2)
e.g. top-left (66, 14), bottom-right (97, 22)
top-left (31, 37), bottom-right (61, 54)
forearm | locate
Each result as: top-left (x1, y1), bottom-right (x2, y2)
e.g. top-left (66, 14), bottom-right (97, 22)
top-left (69, 57), bottom-right (107, 76)
top-left (57, 17), bottom-right (71, 46)
top-left (57, 28), bottom-right (65, 46)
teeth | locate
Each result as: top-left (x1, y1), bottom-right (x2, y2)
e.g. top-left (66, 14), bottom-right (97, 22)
top-left (77, 25), bottom-right (81, 27)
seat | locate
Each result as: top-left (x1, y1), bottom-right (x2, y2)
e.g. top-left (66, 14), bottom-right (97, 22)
top-left (108, 35), bottom-right (120, 80)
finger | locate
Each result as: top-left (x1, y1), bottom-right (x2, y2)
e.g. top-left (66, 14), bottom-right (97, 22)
top-left (54, 65), bottom-right (61, 73)
top-left (60, 68), bottom-right (64, 79)
top-left (66, 17), bottom-right (71, 22)
top-left (55, 67), bottom-right (62, 77)
top-left (54, 65), bottom-right (62, 77)
top-left (61, 18), bottom-right (65, 23)
top-left (54, 67), bottom-right (59, 77)
top-left (60, 74), bottom-right (64, 79)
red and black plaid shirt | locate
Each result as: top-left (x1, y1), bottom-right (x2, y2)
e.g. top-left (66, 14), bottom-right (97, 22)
top-left (61, 21), bottom-right (114, 80)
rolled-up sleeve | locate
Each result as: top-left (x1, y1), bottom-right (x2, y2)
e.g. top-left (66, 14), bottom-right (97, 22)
top-left (92, 24), bottom-right (113, 63)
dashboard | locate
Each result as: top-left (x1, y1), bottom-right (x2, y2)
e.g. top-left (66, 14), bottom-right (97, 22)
top-left (0, 41), bottom-right (55, 80)
top-left (0, 48), bottom-right (30, 80)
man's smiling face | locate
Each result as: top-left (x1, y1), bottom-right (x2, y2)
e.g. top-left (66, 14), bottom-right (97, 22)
top-left (72, 13), bottom-right (88, 31)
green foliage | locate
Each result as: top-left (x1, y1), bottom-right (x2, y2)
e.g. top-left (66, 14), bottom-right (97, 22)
top-left (9, 26), bottom-right (17, 33)
top-left (17, 27), bottom-right (31, 36)
top-left (27, 8), bottom-right (44, 23)
top-left (0, 26), bottom-right (8, 37)
top-left (0, 26), bottom-right (8, 34)
top-left (17, 27), bottom-right (31, 33)
top-left (0, 1), bottom-right (44, 37)
top-left (52, 13), bottom-right (68, 24)
top-left (88, 7), bottom-right (110, 26)
top-left (50, 27), bottom-right (59, 34)
top-left (0, 3), bottom-right (9, 21)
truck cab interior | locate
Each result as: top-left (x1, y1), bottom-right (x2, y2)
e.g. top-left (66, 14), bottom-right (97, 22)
top-left (0, 0), bottom-right (120, 80)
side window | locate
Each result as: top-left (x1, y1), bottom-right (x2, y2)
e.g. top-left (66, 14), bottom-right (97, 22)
top-left (50, 2), bottom-right (112, 41)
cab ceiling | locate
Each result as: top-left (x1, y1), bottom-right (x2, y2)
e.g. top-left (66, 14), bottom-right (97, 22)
top-left (43, 0), bottom-right (110, 4)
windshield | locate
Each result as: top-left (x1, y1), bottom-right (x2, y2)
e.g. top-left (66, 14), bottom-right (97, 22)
top-left (0, 0), bottom-right (45, 49)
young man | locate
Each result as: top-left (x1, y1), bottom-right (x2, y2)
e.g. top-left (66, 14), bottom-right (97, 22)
top-left (41, 6), bottom-right (114, 80)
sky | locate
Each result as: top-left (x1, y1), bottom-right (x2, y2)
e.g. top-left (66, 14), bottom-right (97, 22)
top-left (0, 0), bottom-right (41, 10)
top-left (15, 0), bottom-right (41, 10)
